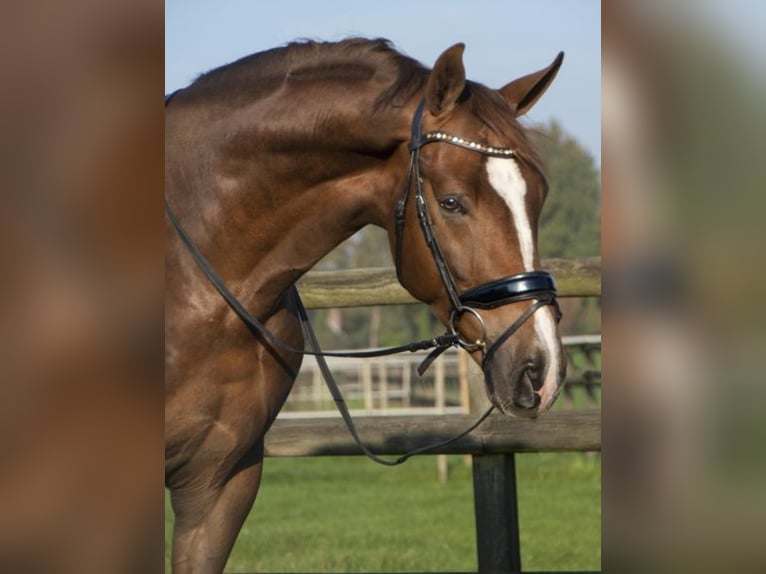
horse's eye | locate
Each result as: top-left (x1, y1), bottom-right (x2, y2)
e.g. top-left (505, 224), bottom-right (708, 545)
top-left (439, 197), bottom-right (463, 213)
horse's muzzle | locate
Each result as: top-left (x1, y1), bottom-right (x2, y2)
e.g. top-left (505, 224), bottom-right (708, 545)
top-left (481, 307), bottom-right (566, 418)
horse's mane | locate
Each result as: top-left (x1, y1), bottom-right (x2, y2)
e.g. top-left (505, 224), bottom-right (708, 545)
top-left (186, 37), bottom-right (538, 163)
top-left (188, 38), bottom-right (426, 109)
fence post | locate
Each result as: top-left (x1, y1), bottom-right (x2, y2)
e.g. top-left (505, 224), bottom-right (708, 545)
top-left (472, 453), bottom-right (522, 574)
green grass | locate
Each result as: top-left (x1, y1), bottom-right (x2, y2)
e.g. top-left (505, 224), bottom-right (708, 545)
top-left (165, 453), bottom-right (600, 573)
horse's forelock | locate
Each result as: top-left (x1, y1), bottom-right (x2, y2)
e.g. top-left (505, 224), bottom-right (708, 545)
top-left (465, 83), bottom-right (542, 168)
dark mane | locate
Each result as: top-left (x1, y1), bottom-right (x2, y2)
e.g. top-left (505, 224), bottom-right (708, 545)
top-left (187, 37), bottom-right (428, 110)
top-left (185, 37), bottom-right (539, 163)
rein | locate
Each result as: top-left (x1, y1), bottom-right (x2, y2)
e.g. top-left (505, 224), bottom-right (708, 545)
top-left (164, 203), bottom-right (460, 362)
top-left (165, 202), bottom-right (485, 465)
top-left (165, 94), bottom-right (561, 466)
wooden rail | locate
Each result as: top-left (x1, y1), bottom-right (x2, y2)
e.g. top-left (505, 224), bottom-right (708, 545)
top-left (264, 257), bottom-right (601, 574)
top-left (297, 256), bottom-right (600, 308)
top-left (265, 410), bottom-right (600, 457)
top-left (264, 410), bottom-right (600, 574)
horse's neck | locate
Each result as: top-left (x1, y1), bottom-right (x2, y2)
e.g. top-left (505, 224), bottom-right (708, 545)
top-left (168, 97), bottom-right (410, 317)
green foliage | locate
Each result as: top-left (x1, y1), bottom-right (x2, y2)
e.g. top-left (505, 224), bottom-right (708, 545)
top-left (308, 119), bottom-right (601, 347)
top-left (531, 119), bottom-right (601, 258)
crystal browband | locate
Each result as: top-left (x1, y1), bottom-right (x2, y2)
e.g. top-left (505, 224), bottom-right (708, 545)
top-left (416, 131), bottom-right (517, 157)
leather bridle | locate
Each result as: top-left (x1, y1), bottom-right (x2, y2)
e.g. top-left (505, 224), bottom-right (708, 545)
top-left (165, 92), bottom-right (562, 466)
top-left (395, 99), bottom-right (561, 374)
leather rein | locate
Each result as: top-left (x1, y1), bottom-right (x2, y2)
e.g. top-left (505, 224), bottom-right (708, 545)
top-left (165, 93), bottom-right (560, 465)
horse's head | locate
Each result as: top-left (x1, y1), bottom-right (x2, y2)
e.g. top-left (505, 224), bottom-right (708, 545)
top-left (392, 44), bottom-right (566, 418)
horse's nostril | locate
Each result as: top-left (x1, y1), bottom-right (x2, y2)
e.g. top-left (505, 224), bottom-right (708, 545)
top-left (523, 361), bottom-right (544, 391)
top-left (512, 365), bottom-right (542, 409)
top-left (512, 380), bottom-right (540, 409)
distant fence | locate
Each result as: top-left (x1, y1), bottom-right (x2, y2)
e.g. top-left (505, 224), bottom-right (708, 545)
top-left (264, 257), bottom-right (601, 574)
top-left (282, 334), bottom-right (600, 416)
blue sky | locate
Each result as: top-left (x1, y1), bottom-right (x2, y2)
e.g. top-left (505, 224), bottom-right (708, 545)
top-left (166, 0), bottom-right (600, 166)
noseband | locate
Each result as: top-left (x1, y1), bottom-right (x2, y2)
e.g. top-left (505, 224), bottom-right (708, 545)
top-left (395, 100), bottom-right (561, 373)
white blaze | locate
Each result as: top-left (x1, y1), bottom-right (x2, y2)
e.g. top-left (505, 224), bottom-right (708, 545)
top-left (486, 157), bottom-right (535, 271)
top-left (485, 157), bottom-right (561, 409)
top-left (532, 306), bottom-right (561, 409)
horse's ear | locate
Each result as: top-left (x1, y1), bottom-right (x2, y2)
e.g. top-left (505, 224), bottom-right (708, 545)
top-left (500, 51), bottom-right (564, 117)
top-left (426, 43), bottom-right (466, 118)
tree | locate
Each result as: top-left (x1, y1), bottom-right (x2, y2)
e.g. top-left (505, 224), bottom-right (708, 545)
top-left (531, 119), bottom-right (601, 258)
top-left (531, 119), bottom-right (601, 334)
top-left (310, 119), bottom-right (601, 345)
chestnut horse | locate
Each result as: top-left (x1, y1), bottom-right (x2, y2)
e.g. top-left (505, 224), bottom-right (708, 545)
top-left (165, 38), bottom-right (566, 573)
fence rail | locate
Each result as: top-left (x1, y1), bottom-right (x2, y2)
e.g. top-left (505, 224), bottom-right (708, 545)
top-left (265, 257), bottom-right (601, 574)
top-left (265, 410), bottom-right (600, 457)
top-left (282, 335), bottom-right (601, 415)
top-left (296, 256), bottom-right (600, 308)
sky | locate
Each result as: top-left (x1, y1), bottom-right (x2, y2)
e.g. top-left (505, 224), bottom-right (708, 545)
top-left (166, 0), bottom-right (601, 166)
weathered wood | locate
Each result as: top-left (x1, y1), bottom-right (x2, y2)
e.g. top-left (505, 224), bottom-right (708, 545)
top-left (296, 257), bottom-right (600, 309)
top-left (264, 409), bottom-right (601, 457)
top-left (473, 454), bottom-right (521, 573)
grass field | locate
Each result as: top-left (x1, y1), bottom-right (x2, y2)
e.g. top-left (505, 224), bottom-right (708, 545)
top-left (165, 452), bottom-right (600, 573)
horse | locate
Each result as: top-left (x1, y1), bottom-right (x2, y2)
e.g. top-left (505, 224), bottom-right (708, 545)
top-left (165, 38), bottom-right (566, 573)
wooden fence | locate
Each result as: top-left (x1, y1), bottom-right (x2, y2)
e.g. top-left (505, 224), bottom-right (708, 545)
top-left (295, 256), bottom-right (601, 308)
top-left (264, 257), bottom-right (601, 574)
top-left (282, 334), bottom-right (600, 416)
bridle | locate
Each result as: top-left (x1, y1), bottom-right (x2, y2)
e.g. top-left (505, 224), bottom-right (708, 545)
top-left (165, 92), bottom-right (561, 466)
top-left (394, 99), bottom-right (561, 374)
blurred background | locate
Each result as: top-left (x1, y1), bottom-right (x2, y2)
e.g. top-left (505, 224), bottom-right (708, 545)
top-left (1, 0), bottom-right (764, 572)
top-left (0, 1), bottom-right (163, 572)
top-left (602, 1), bottom-right (766, 572)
